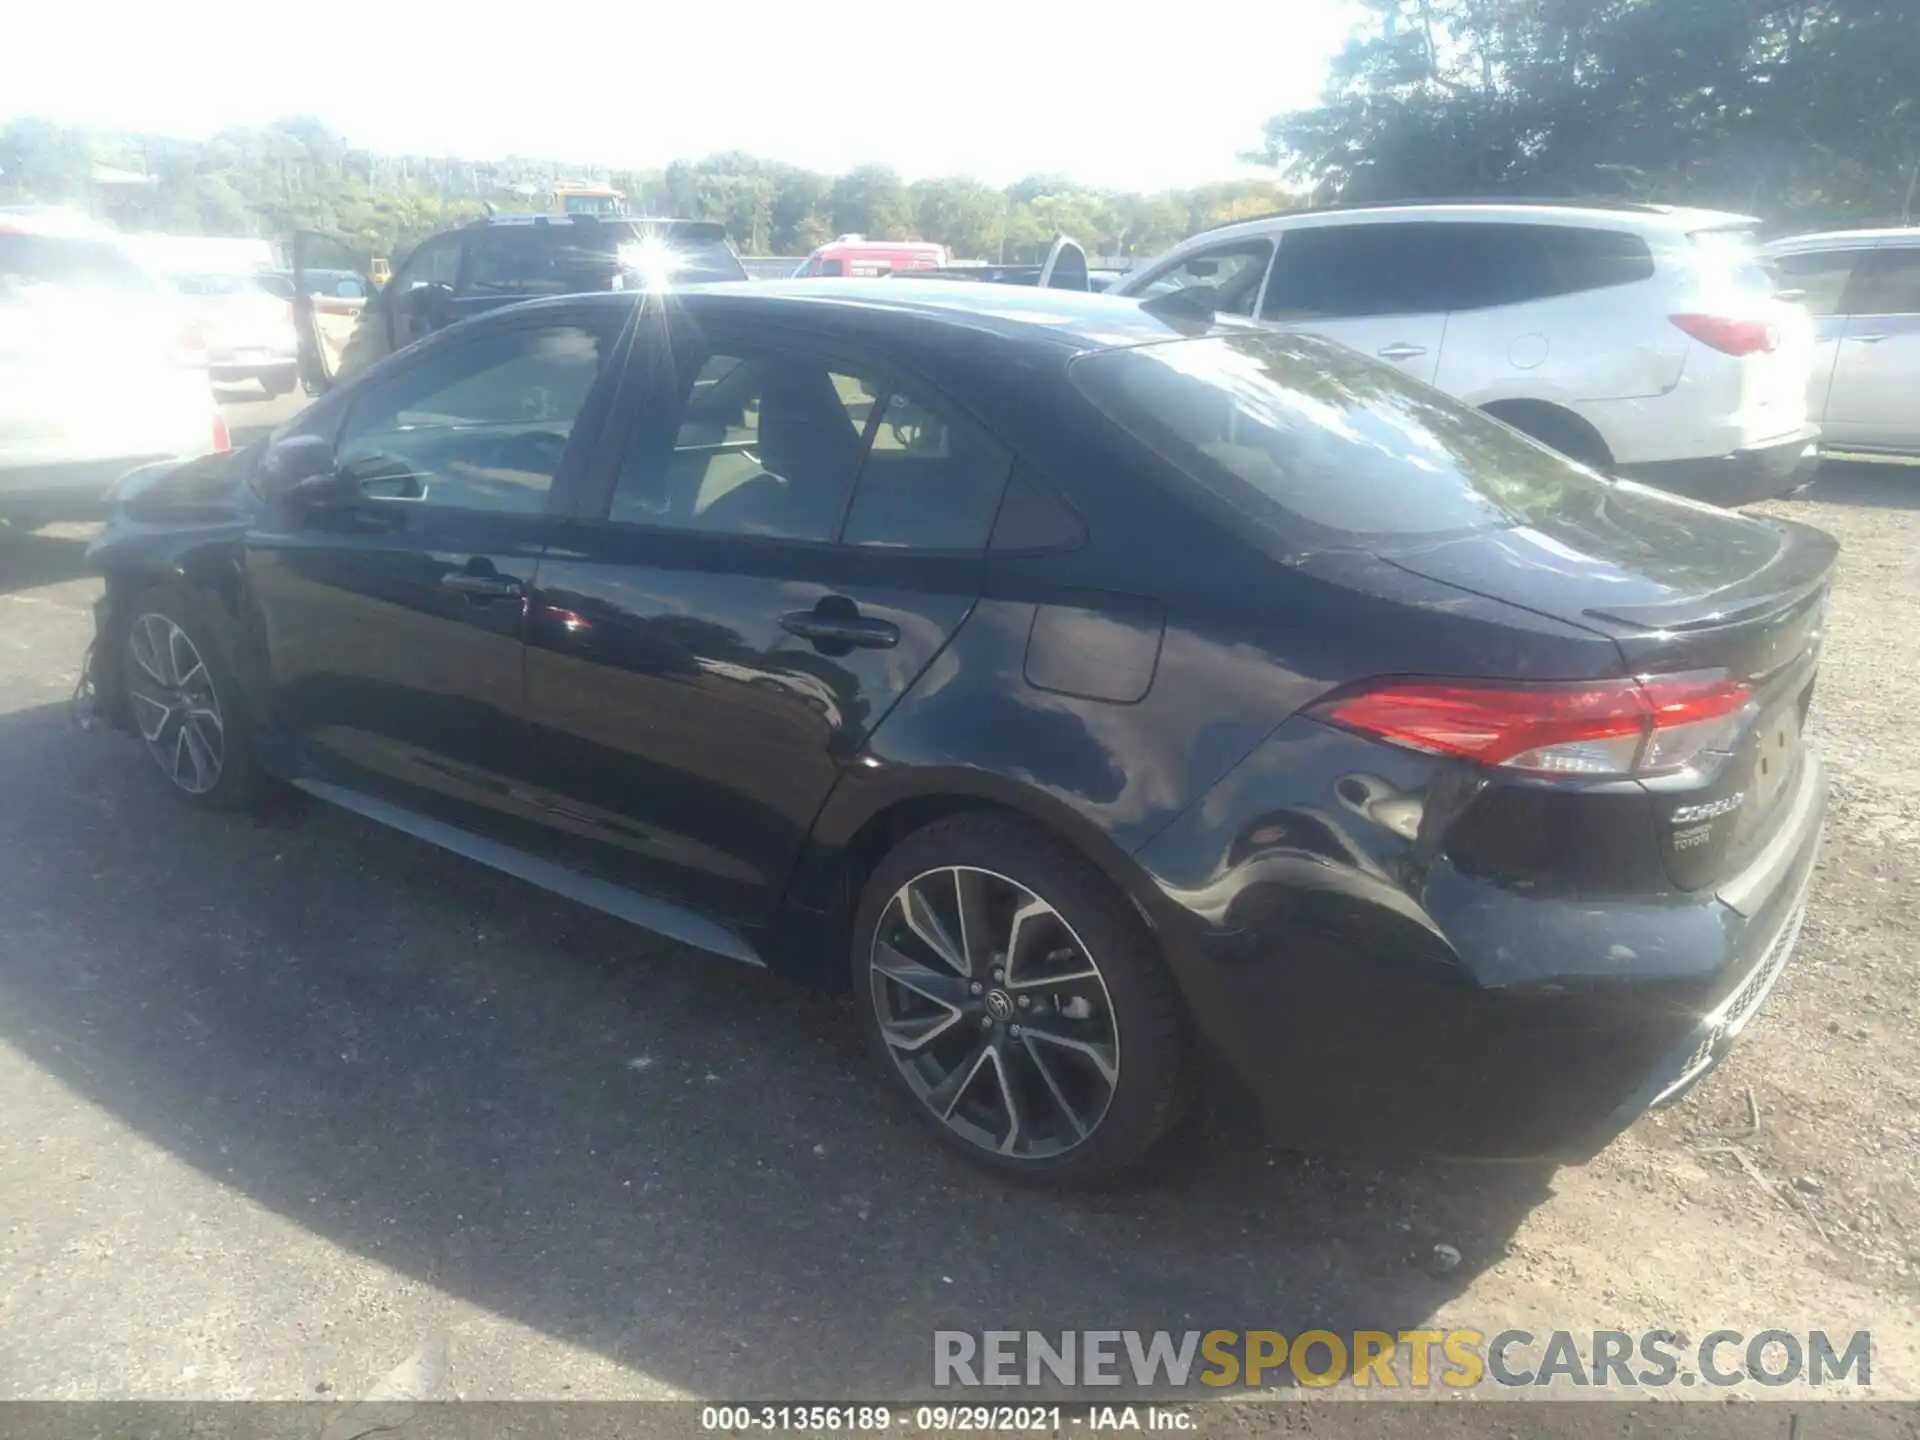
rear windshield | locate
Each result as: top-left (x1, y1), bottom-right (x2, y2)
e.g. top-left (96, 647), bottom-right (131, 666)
top-left (1071, 331), bottom-right (1612, 547)
top-left (0, 233), bottom-right (157, 297)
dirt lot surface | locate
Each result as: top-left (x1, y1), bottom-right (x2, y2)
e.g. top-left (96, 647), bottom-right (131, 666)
top-left (0, 435), bottom-right (1914, 1413)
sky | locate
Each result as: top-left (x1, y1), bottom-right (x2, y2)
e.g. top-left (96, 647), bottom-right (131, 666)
top-left (3, 0), bottom-right (1357, 192)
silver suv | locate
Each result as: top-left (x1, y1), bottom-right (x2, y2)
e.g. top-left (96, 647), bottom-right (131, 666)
top-left (1764, 228), bottom-right (1920, 459)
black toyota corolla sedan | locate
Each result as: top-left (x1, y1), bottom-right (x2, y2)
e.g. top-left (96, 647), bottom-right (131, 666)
top-left (84, 281), bottom-right (1832, 1184)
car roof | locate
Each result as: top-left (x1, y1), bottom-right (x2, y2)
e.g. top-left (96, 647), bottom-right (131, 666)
top-left (628, 280), bottom-right (1244, 353)
top-left (1189, 200), bottom-right (1759, 245)
top-left (499, 282), bottom-right (1236, 357)
top-left (1764, 226), bottom-right (1920, 252)
top-left (467, 212), bottom-right (721, 233)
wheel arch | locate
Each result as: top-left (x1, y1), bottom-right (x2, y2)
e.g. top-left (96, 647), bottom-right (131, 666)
top-left (95, 536), bottom-right (251, 730)
top-left (783, 768), bottom-right (1166, 991)
top-left (1478, 398), bottom-right (1616, 467)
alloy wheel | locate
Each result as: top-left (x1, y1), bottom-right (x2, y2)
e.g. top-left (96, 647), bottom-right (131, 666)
top-left (869, 866), bottom-right (1120, 1160)
top-left (126, 613), bottom-right (225, 795)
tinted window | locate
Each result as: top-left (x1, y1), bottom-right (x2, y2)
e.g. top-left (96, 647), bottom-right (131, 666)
top-left (392, 235), bottom-right (461, 293)
top-left (611, 350), bottom-right (877, 541)
top-left (336, 322), bottom-right (606, 512)
top-left (1852, 248), bottom-right (1920, 314)
top-left (840, 385), bottom-right (1012, 550)
top-left (819, 258), bottom-right (846, 277)
top-left (1263, 224), bottom-right (1434, 319)
top-left (1072, 330), bottom-right (1610, 546)
top-left (461, 228), bottom-right (622, 297)
top-left (1768, 248), bottom-right (1872, 316)
top-left (0, 234), bottom-right (154, 296)
top-left (1132, 240), bottom-right (1272, 316)
top-left (1261, 222), bottom-right (1655, 320)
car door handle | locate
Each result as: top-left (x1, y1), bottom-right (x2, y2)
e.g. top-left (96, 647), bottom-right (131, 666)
top-left (780, 610), bottom-right (900, 649)
top-left (1849, 333), bottom-right (1891, 344)
top-left (441, 571), bottom-right (523, 599)
top-left (1376, 343), bottom-right (1429, 360)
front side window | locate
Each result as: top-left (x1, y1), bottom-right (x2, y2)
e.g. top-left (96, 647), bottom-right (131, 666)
top-left (611, 350), bottom-right (878, 540)
top-left (1262, 224), bottom-right (1440, 320)
top-left (1851, 248), bottom-right (1920, 315)
top-left (1768, 248), bottom-right (1873, 316)
top-left (335, 322), bottom-right (607, 512)
top-left (1072, 330), bottom-right (1610, 546)
top-left (1132, 240), bottom-right (1273, 316)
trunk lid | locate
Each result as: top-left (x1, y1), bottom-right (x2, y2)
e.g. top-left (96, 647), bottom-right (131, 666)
top-left (1382, 481), bottom-right (1836, 891)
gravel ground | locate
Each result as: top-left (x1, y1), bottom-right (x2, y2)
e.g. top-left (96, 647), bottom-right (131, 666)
top-left (0, 445), bottom-right (1914, 1409)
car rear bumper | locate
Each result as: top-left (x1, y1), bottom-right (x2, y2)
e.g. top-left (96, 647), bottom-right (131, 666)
top-left (1139, 751), bottom-right (1826, 1161)
top-left (209, 356), bottom-right (297, 383)
top-left (0, 455), bottom-right (184, 516)
top-left (1615, 427), bottom-right (1821, 506)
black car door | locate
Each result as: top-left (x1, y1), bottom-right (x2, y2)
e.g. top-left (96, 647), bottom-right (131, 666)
top-left (245, 306), bottom-right (625, 834)
top-left (520, 320), bottom-right (1012, 922)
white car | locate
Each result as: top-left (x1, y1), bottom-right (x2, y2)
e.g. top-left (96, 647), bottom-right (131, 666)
top-left (1108, 201), bottom-right (1819, 505)
top-left (1763, 227), bottom-right (1920, 459)
top-left (0, 212), bottom-right (228, 526)
top-left (172, 270), bottom-right (300, 398)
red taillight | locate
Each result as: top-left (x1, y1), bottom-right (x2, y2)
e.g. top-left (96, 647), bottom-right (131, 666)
top-left (173, 318), bottom-right (209, 369)
top-left (211, 411), bottom-right (231, 453)
top-left (1671, 313), bottom-right (1777, 356)
top-left (1314, 673), bottom-right (1753, 778)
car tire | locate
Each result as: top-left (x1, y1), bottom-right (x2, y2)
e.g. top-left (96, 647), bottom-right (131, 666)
top-left (852, 812), bottom-right (1192, 1185)
top-left (120, 583), bottom-right (266, 811)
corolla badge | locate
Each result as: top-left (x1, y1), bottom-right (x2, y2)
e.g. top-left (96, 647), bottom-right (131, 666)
top-left (1671, 791), bottom-right (1746, 826)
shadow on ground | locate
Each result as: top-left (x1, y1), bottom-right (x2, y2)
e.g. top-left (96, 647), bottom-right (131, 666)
top-left (0, 705), bottom-right (1556, 1399)
top-left (0, 525), bottom-right (91, 596)
top-left (1788, 458), bottom-right (1920, 510)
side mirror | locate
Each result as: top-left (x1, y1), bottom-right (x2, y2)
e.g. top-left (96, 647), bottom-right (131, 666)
top-left (257, 435), bottom-right (348, 505)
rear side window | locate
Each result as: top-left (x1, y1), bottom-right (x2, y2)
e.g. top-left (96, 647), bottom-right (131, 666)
top-left (1261, 222), bottom-right (1654, 320)
top-left (1851, 248), bottom-right (1920, 315)
top-left (611, 349), bottom-right (878, 540)
top-left (1768, 249), bottom-right (1872, 316)
top-left (1072, 331), bottom-right (1610, 546)
top-left (840, 385), bottom-right (1012, 550)
top-left (0, 234), bottom-right (155, 296)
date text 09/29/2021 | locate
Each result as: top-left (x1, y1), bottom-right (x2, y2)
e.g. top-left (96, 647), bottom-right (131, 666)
top-left (700, 1407), bottom-right (1192, 1432)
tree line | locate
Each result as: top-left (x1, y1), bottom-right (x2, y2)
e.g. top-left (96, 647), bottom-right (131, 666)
top-left (4, 0), bottom-right (1913, 269)
top-left (1255, 0), bottom-right (1919, 229)
top-left (0, 117), bottom-right (1293, 262)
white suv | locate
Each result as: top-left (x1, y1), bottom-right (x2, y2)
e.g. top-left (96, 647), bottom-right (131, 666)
top-left (1109, 202), bottom-right (1819, 505)
top-left (1, 210), bottom-right (228, 526)
top-left (1763, 227), bottom-right (1920, 459)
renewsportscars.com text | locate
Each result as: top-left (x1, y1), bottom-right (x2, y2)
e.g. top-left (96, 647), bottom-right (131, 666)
top-left (932, 1329), bottom-right (1872, 1390)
